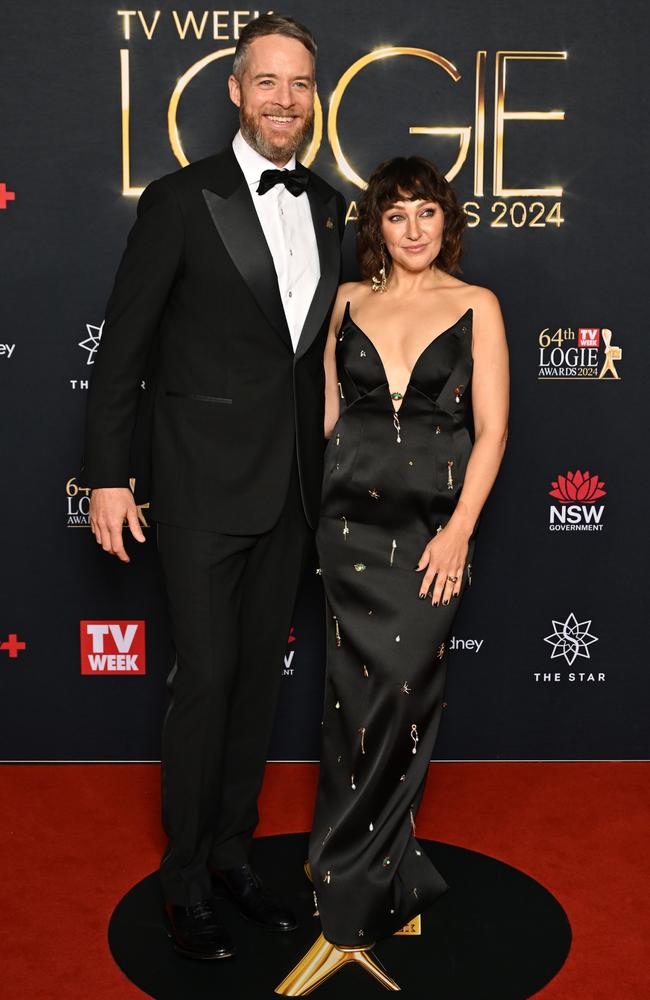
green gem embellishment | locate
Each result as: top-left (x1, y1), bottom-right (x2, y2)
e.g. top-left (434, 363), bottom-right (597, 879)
top-left (354, 562), bottom-right (367, 572)
top-left (390, 391), bottom-right (403, 400)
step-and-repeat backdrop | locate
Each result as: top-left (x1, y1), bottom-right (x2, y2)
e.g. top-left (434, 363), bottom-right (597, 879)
top-left (1, 1), bottom-right (648, 761)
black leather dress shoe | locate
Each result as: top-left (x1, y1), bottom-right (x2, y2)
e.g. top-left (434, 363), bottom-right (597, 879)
top-left (164, 898), bottom-right (236, 960)
top-left (212, 864), bottom-right (298, 932)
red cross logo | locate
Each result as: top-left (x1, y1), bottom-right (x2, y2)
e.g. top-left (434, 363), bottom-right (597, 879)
top-left (0, 183), bottom-right (16, 210)
top-left (0, 634), bottom-right (27, 658)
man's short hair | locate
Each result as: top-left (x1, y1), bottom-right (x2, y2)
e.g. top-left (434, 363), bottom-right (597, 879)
top-left (233, 13), bottom-right (317, 80)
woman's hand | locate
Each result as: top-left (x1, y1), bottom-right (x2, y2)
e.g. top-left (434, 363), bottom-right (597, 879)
top-left (416, 523), bottom-right (469, 606)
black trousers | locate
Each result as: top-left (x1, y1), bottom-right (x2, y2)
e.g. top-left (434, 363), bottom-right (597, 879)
top-left (155, 459), bottom-right (310, 905)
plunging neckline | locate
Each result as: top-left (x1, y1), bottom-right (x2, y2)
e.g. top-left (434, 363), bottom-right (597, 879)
top-left (342, 302), bottom-right (472, 412)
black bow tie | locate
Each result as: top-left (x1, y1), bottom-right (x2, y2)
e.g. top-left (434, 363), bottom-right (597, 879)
top-left (257, 168), bottom-right (309, 197)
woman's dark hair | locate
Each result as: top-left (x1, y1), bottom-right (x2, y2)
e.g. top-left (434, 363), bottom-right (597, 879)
top-left (233, 14), bottom-right (317, 80)
top-left (357, 156), bottom-right (467, 278)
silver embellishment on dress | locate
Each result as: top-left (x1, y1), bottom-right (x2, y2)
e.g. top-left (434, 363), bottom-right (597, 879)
top-left (454, 384), bottom-right (463, 403)
top-left (395, 635), bottom-right (401, 643)
top-left (313, 889), bottom-right (319, 916)
top-left (435, 425), bottom-right (441, 434)
top-left (390, 538), bottom-right (397, 566)
top-left (360, 350), bottom-right (367, 357)
top-left (400, 774), bottom-right (406, 782)
top-left (336, 433), bottom-right (340, 446)
top-left (410, 808), bottom-right (416, 835)
top-left (323, 870), bottom-right (331, 884)
top-left (413, 888), bottom-right (418, 899)
top-left (415, 848), bottom-right (422, 857)
top-left (315, 567), bottom-right (322, 575)
top-left (322, 826), bottom-right (333, 845)
top-left (338, 382), bottom-right (344, 399)
top-left (436, 524), bottom-right (443, 534)
top-left (358, 929), bottom-right (364, 937)
top-left (368, 488), bottom-right (380, 499)
top-left (337, 754), bottom-right (342, 763)
top-left (362, 664), bottom-right (369, 677)
top-left (393, 412), bottom-right (402, 444)
top-left (468, 562), bottom-right (473, 586)
top-left (354, 562), bottom-right (366, 572)
top-left (401, 682), bottom-right (412, 695)
top-left (359, 727), bottom-right (366, 754)
top-left (383, 857), bottom-right (391, 867)
top-left (410, 724), bottom-right (419, 754)
top-left (335, 701), bottom-right (340, 709)
top-left (341, 515), bottom-right (349, 539)
top-left (437, 642), bottom-right (445, 660)
top-left (351, 775), bottom-right (356, 790)
top-left (447, 459), bottom-right (454, 490)
top-left (369, 822), bottom-right (374, 831)
top-left (333, 616), bottom-right (341, 647)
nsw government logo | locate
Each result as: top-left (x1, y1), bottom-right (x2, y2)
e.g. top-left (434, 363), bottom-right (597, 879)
top-left (537, 327), bottom-right (622, 380)
top-left (80, 621), bottom-right (146, 675)
top-left (548, 469), bottom-right (606, 532)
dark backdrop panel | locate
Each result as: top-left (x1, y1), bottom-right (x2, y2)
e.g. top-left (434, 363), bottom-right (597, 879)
top-left (1, 0), bottom-right (648, 760)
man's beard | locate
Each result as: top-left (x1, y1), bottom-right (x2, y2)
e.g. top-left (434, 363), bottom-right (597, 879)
top-left (240, 104), bottom-right (314, 164)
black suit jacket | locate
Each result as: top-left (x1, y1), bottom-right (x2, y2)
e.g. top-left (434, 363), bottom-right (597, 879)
top-left (82, 147), bottom-right (345, 533)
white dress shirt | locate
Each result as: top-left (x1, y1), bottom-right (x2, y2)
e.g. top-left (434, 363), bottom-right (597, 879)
top-left (232, 130), bottom-right (320, 351)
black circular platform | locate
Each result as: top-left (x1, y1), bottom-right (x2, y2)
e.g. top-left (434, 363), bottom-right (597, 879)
top-left (109, 834), bottom-right (571, 999)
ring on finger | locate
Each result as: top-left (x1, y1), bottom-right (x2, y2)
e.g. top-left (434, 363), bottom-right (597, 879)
top-left (447, 575), bottom-right (458, 583)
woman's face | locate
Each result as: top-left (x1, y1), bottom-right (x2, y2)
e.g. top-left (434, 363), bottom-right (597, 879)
top-left (379, 196), bottom-right (445, 272)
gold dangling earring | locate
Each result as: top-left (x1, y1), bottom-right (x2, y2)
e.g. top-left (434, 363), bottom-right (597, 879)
top-left (371, 242), bottom-right (388, 294)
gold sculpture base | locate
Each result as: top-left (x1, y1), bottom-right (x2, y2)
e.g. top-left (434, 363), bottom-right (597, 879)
top-left (275, 933), bottom-right (401, 995)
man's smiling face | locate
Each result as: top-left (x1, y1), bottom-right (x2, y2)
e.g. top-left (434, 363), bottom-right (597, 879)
top-left (228, 34), bottom-right (316, 166)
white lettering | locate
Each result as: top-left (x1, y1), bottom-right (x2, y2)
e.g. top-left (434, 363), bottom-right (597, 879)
top-left (108, 623), bottom-right (138, 653)
top-left (87, 654), bottom-right (139, 671)
top-left (86, 624), bottom-right (109, 653)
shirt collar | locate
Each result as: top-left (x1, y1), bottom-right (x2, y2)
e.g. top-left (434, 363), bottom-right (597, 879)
top-left (232, 130), bottom-right (297, 191)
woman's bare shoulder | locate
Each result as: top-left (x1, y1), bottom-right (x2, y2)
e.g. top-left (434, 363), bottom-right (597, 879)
top-left (335, 280), bottom-right (371, 307)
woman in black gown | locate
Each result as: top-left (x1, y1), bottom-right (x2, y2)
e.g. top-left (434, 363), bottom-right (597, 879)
top-left (277, 157), bottom-right (509, 995)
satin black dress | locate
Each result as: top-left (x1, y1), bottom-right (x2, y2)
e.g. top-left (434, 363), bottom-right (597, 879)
top-left (309, 301), bottom-right (476, 947)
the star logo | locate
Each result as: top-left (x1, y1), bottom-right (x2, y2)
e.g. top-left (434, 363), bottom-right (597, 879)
top-left (544, 613), bottom-right (598, 666)
top-left (79, 321), bottom-right (104, 365)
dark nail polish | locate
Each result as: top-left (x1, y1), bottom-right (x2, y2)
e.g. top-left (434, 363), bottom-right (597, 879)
top-left (418, 593), bottom-right (426, 600)
top-left (433, 601), bottom-right (439, 607)
top-left (443, 599), bottom-right (449, 606)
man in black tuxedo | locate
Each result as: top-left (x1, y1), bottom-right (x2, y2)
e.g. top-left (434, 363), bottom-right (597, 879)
top-left (83, 14), bottom-right (344, 960)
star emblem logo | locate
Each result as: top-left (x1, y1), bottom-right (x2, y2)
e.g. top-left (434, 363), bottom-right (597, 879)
top-left (544, 613), bottom-right (599, 666)
top-left (79, 321), bottom-right (104, 365)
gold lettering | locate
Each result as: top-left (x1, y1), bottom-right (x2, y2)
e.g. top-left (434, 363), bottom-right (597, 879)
top-left (493, 51), bottom-right (567, 196)
top-left (473, 51), bottom-right (486, 197)
top-left (120, 49), bottom-right (143, 196)
top-left (117, 10), bottom-right (136, 40)
top-left (213, 10), bottom-right (230, 39)
top-left (234, 11), bottom-right (252, 38)
top-left (137, 10), bottom-right (161, 40)
top-left (172, 10), bottom-right (210, 40)
top-left (328, 47), bottom-right (470, 190)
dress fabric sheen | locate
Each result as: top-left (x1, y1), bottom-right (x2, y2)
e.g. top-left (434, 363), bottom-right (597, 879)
top-left (309, 301), bottom-right (476, 946)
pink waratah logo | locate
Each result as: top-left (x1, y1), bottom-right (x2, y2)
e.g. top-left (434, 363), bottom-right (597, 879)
top-left (549, 470), bottom-right (606, 504)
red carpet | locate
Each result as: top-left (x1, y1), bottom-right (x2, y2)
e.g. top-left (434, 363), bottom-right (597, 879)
top-left (0, 762), bottom-right (648, 999)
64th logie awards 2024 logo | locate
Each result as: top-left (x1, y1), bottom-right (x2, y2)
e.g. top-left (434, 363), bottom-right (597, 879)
top-left (537, 327), bottom-right (622, 380)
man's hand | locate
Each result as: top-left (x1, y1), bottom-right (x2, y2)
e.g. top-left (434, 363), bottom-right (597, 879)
top-left (89, 487), bottom-right (146, 563)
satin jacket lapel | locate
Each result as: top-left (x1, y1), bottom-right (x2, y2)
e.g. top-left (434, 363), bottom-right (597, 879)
top-left (294, 184), bottom-right (341, 361)
top-left (202, 158), bottom-right (292, 350)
